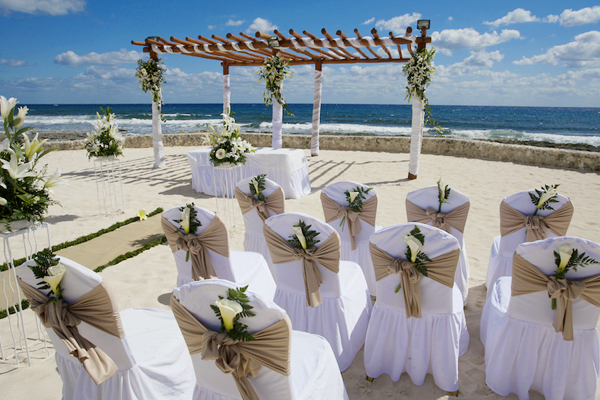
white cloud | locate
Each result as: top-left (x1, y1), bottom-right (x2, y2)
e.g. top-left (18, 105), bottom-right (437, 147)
top-left (513, 31), bottom-right (600, 67)
top-left (484, 8), bottom-right (539, 27)
top-left (247, 17), bottom-right (278, 34)
top-left (54, 49), bottom-right (141, 67)
top-left (226, 19), bottom-right (244, 26)
top-left (448, 16), bottom-right (453, 21)
top-left (0, 0), bottom-right (84, 15)
top-left (0, 59), bottom-right (29, 66)
top-left (432, 28), bottom-right (521, 54)
top-left (208, 25), bottom-right (216, 30)
top-left (545, 15), bottom-right (559, 23)
top-left (362, 17), bottom-right (375, 25)
top-left (375, 13), bottom-right (421, 34)
top-left (437, 50), bottom-right (504, 77)
top-left (559, 6), bottom-right (600, 27)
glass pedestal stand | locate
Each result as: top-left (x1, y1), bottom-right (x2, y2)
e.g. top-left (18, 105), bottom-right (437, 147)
top-left (94, 156), bottom-right (124, 216)
top-left (212, 164), bottom-right (243, 231)
top-left (0, 222), bottom-right (52, 366)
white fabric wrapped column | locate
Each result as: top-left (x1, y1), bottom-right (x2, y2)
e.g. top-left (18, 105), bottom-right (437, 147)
top-left (272, 98), bottom-right (283, 149)
top-left (222, 73), bottom-right (230, 115)
top-left (311, 68), bottom-right (323, 156)
top-left (408, 96), bottom-right (424, 178)
top-left (152, 93), bottom-right (165, 169)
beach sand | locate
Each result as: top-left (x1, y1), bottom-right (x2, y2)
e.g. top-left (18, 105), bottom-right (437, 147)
top-left (1, 145), bottom-right (599, 399)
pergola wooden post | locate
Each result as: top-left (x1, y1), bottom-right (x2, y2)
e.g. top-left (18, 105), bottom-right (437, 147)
top-left (132, 25), bottom-right (431, 176)
top-left (149, 50), bottom-right (166, 169)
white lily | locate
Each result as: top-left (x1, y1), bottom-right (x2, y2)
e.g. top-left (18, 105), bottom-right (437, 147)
top-left (1, 153), bottom-right (36, 180)
top-left (557, 244), bottom-right (573, 274)
top-left (251, 176), bottom-right (260, 195)
top-left (349, 191), bottom-right (359, 204)
top-left (215, 298), bottom-right (243, 331)
top-left (0, 138), bottom-right (9, 153)
top-left (22, 132), bottom-right (46, 160)
top-left (44, 169), bottom-right (67, 188)
top-left (537, 187), bottom-right (557, 209)
top-left (180, 207), bottom-right (191, 234)
top-left (0, 96), bottom-right (18, 120)
top-left (438, 178), bottom-right (447, 203)
top-left (292, 225), bottom-right (307, 250)
top-left (13, 106), bottom-right (28, 129)
top-left (43, 262), bottom-right (66, 297)
top-left (404, 234), bottom-right (423, 263)
top-left (137, 209), bottom-right (148, 221)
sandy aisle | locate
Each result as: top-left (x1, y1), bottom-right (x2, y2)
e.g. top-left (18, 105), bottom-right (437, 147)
top-left (1, 146), bottom-right (599, 399)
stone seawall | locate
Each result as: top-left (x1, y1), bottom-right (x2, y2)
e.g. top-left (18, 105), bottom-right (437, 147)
top-left (44, 133), bottom-right (600, 172)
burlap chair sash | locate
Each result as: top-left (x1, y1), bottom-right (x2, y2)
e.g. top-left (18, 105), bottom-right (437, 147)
top-left (500, 200), bottom-right (573, 242)
top-left (369, 242), bottom-right (459, 318)
top-left (235, 187), bottom-right (285, 222)
top-left (18, 278), bottom-right (124, 385)
top-left (171, 296), bottom-right (291, 400)
top-left (321, 192), bottom-right (377, 251)
top-left (263, 224), bottom-right (340, 308)
top-left (406, 199), bottom-right (469, 234)
top-left (161, 214), bottom-right (230, 280)
top-left (511, 253), bottom-right (600, 341)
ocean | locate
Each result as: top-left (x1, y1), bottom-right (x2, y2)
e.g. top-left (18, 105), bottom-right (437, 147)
top-left (21, 103), bottom-right (600, 146)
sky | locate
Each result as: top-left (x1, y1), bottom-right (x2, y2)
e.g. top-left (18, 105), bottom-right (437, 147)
top-left (1, 0), bottom-right (600, 107)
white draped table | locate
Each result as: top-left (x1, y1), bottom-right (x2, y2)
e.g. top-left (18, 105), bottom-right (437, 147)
top-left (187, 147), bottom-right (311, 199)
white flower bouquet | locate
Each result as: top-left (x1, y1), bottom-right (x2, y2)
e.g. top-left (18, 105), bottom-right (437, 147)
top-left (256, 53), bottom-right (294, 116)
top-left (203, 112), bottom-right (254, 167)
top-left (135, 58), bottom-right (166, 121)
top-left (84, 106), bottom-right (124, 159)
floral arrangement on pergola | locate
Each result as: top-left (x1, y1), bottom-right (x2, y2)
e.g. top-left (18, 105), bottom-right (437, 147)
top-left (132, 24), bottom-right (432, 179)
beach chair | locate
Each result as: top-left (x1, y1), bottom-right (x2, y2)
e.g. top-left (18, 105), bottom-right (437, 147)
top-left (171, 279), bottom-right (349, 400)
top-left (480, 236), bottom-right (600, 400)
top-left (406, 185), bottom-right (470, 306)
top-left (364, 223), bottom-right (469, 393)
top-left (16, 256), bottom-right (195, 400)
top-left (263, 212), bottom-right (372, 371)
top-left (161, 205), bottom-right (276, 300)
top-left (486, 189), bottom-right (573, 290)
top-left (235, 175), bottom-right (285, 276)
top-left (320, 180), bottom-right (379, 295)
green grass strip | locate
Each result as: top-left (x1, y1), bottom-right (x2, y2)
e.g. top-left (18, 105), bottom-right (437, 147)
top-left (0, 207), bottom-right (164, 272)
top-left (0, 299), bottom-right (30, 319)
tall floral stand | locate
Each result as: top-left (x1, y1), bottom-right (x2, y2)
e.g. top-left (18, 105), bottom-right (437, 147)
top-left (94, 156), bottom-right (125, 216)
top-left (212, 164), bottom-right (243, 230)
top-left (0, 222), bottom-right (52, 366)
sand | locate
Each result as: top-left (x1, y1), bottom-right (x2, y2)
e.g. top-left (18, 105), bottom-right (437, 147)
top-left (1, 146), bottom-right (599, 399)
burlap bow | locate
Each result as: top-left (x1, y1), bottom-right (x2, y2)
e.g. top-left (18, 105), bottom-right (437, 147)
top-left (406, 199), bottom-right (469, 234)
top-left (500, 200), bottom-right (573, 242)
top-left (369, 242), bottom-right (459, 318)
top-left (161, 214), bottom-right (229, 280)
top-left (512, 252), bottom-right (600, 341)
top-left (235, 187), bottom-right (285, 222)
top-left (263, 224), bottom-right (340, 308)
top-left (321, 192), bottom-right (377, 250)
top-left (171, 296), bottom-right (291, 400)
top-left (18, 279), bottom-right (124, 385)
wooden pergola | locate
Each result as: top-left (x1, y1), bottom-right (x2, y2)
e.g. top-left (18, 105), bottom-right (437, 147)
top-left (132, 26), bottom-right (431, 178)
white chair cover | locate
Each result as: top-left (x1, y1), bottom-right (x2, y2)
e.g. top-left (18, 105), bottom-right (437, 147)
top-left (17, 257), bottom-right (195, 400)
top-left (235, 176), bottom-right (283, 276)
top-left (162, 205), bottom-right (276, 300)
top-left (322, 181), bottom-right (379, 295)
top-left (486, 190), bottom-right (571, 290)
top-left (172, 279), bottom-right (349, 400)
top-left (406, 185), bottom-right (470, 306)
top-left (364, 223), bottom-right (469, 392)
top-left (481, 236), bottom-right (600, 400)
top-left (264, 212), bottom-right (372, 371)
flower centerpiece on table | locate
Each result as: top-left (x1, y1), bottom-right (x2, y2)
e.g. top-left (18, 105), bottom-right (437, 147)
top-left (550, 243), bottom-right (599, 310)
top-left (210, 285), bottom-right (255, 341)
top-left (173, 203), bottom-right (202, 261)
top-left (203, 112), bottom-right (254, 167)
top-left (396, 226), bottom-right (432, 293)
top-left (529, 184), bottom-right (560, 216)
top-left (0, 96), bottom-right (65, 230)
top-left (28, 249), bottom-right (65, 301)
top-left (84, 106), bottom-right (124, 160)
top-left (256, 53), bottom-right (294, 116)
top-left (135, 57), bottom-right (166, 122)
top-left (340, 185), bottom-right (372, 230)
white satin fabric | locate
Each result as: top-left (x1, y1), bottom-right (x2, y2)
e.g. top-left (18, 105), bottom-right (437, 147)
top-left (162, 206), bottom-right (276, 300)
top-left (486, 190), bottom-right (571, 290)
top-left (235, 176), bottom-right (282, 276)
top-left (264, 212), bottom-right (372, 371)
top-left (406, 185), bottom-right (470, 306)
top-left (408, 96), bottom-right (424, 176)
top-left (321, 181), bottom-right (379, 295)
top-left (481, 237), bottom-right (600, 400)
top-left (364, 223), bottom-right (469, 392)
top-left (16, 257), bottom-right (195, 400)
top-left (311, 69), bottom-right (322, 156)
top-left (187, 147), bottom-right (311, 199)
top-left (152, 96), bottom-right (166, 169)
top-left (272, 98), bottom-right (283, 150)
top-left (173, 279), bottom-right (349, 400)
top-left (223, 74), bottom-right (230, 115)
